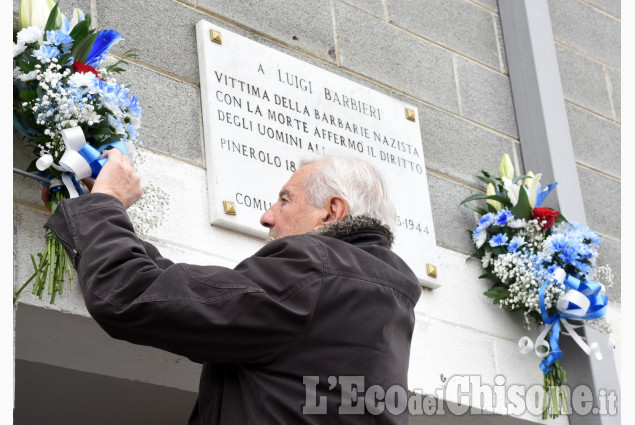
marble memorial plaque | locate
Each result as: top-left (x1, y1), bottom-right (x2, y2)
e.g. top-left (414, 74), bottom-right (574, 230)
top-left (196, 21), bottom-right (440, 288)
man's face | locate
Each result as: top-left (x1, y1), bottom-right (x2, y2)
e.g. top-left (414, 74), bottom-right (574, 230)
top-left (260, 163), bottom-right (328, 240)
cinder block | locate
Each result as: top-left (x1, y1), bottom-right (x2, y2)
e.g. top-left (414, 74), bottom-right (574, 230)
top-left (198, 0), bottom-right (335, 62)
top-left (426, 174), bottom-right (478, 254)
top-left (408, 315), bottom-right (498, 397)
top-left (471, 0), bottom-right (499, 12)
top-left (334, 2), bottom-right (459, 113)
top-left (494, 14), bottom-right (508, 73)
top-left (548, 0), bottom-right (620, 68)
top-left (96, 0), bottom-right (206, 83)
top-left (415, 246), bottom-right (541, 342)
top-left (455, 56), bottom-right (518, 137)
top-left (417, 101), bottom-right (519, 186)
top-left (114, 63), bottom-right (203, 165)
top-left (386, 0), bottom-right (500, 70)
top-left (555, 45), bottom-right (614, 120)
top-left (576, 166), bottom-right (620, 238)
top-left (596, 235), bottom-right (620, 302)
top-left (607, 68), bottom-right (620, 122)
top-left (586, 0), bottom-right (621, 18)
top-left (566, 104), bottom-right (620, 177)
top-left (13, 0), bottom-right (91, 15)
top-left (341, 0), bottom-right (386, 18)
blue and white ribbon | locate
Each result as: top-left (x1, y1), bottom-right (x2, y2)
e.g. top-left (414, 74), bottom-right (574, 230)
top-left (36, 127), bottom-right (135, 198)
top-left (518, 268), bottom-right (609, 374)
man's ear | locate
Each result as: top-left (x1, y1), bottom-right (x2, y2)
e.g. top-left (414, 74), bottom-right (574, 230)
top-left (324, 196), bottom-right (349, 224)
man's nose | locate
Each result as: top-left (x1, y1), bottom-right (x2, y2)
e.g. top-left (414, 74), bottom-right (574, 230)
top-left (260, 208), bottom-right (274, 228)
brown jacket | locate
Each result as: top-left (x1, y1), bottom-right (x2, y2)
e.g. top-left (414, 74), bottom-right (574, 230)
top-left (46, 193), bottom-right (421, 424)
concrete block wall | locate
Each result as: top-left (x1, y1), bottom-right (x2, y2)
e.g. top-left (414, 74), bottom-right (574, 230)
top-left (546, 0), bottom-right (621, 305)
top-left (12, 0), bottom-right (619, 423)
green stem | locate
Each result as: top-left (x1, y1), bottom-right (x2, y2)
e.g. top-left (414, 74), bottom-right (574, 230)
top-left (37, 264), bottom-right (49, 298)
top-left (65, 251), bottom-right (73, 292)
top-left (13, 271), bottom-right (37, 304)
top-left (48, 234), bottom-right (56, 295)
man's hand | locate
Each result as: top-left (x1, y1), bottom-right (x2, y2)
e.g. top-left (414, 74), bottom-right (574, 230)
top-left (91, 148), bottom-right (142, 209)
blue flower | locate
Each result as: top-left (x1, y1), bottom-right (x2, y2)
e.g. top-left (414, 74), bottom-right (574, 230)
top-left (496, 209), bottom-right (513, 226)
top-left (489, 233), bottom-right (509, 247)
top-left (32, 44), bottom-right (60, 60)
top-left (85, 30), bottom-right (123, 68)
top-left (549, 234), bottom-right (568, 252)
top-left (45, 30), bottom-right (74, 54)
top-left (535, 182), bottom-right (558, 208)
top-left (507, 236), bottom-right (525, 253)
top-left (478, 213), bottom-right (495, 228)
top-left (559, 246), bottom-right (578, 264)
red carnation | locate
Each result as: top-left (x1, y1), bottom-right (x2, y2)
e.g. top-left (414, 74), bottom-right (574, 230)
top-left (72, 61), bottom-right (99, 78)
top-left (531, 208), bottom-right (559, 229)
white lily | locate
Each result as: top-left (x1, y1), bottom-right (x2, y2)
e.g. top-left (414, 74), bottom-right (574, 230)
top-left (60, 8), bottom-right (86, 33)
top-left (499, 153), bottom-right (514, 180)
top-left (502, 176), bottom-right (521, 206)
top-left (19, 0), bottom-right (57, 30)
top-left (486, 183), bottom-right (502, 211)
top-left (525, 173), bottom-right (542, 208)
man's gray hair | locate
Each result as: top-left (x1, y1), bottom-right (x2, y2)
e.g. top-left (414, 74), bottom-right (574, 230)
top-left (300, 155), bottom-right (396, 228)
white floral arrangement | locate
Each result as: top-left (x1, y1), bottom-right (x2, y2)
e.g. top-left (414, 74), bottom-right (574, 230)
top-left (13, 0), bottom-right (168, 303)
top-left (461, 153), bottom-right (612, 419)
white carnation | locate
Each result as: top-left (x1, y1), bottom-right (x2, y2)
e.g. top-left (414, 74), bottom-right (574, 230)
top-left (13, 41), bottom-right (27, 57)
top-left (17, 26), bottom-right (44, 45)
top-left (67, 71), bottom-right (97, 87)
top-left (18, 70), bottom-right (40, 81)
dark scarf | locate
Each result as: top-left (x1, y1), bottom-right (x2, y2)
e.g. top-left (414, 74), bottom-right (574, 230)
top-left (310, 215), bottom-right (395, 248)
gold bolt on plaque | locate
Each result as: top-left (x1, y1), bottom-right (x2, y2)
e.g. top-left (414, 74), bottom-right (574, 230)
top-left (210, 30), bottom-right (222, 44)
top-left (405, 108), bottom-right (416, 122)
top-left (426, 264), bottom-right (437, 278)
top-left (223, 200), bottom-right (236, 215)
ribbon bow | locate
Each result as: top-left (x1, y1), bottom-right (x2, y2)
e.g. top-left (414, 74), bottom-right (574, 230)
top-left (518, 268), bottom-right (609, 374)
top-left (36, 127), bottom-right (134, 198)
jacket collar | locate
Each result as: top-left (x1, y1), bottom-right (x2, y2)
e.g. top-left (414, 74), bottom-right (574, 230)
top-left (310, 215), bottom-right (395, 248)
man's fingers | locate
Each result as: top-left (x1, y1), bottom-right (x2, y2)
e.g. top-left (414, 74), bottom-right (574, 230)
top-left (104, 147), bottom-right (123, 159)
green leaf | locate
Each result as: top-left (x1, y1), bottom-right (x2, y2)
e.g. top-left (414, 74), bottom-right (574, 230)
top-left (511, 185), bottom-right (532, 220)
top-left (483, 287), bottom-right (510, 304)
top-left (555, 213), bottom-right (568, 224)
top-left (513, 174), bottom-right (530, 184)
top-left (26, 159), bottom-right (39, 173)
top-left (71, 33), bottom-right (98, 64)
top-left (19, 90), bottom-right (38, 102)
top-left (477, 175), bottom-right (498, 186)
top-left (13, 27), bottom-right (18, 43)
top-left (460, 193), bottom-right (511, 208)
top-left (69, 19), bottom-right (91, 45)
top-left (463, 203), bottom-right (488, 216)
top-left (84, 12), bottom-right (92, 30)
top-left (44, 2), bottom-right (61, 32)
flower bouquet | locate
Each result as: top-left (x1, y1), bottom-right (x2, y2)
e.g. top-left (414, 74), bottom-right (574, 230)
top-left (13, 0), bottom-right (143, 303)
top-left (460, 153), bottom-right (611, 419)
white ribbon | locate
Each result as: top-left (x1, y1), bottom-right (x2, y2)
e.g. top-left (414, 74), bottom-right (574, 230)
top-left (59, 127), bottom-right (93, 180)
top-left (518, 268), bottom-right (605, 362)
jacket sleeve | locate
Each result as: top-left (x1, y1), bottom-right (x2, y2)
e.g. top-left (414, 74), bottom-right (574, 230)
top-left (45, 193), bottom-right (323, 364)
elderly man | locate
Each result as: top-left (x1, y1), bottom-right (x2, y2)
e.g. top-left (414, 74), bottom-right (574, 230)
top-left (46, 149), bottom-right (421, 424)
